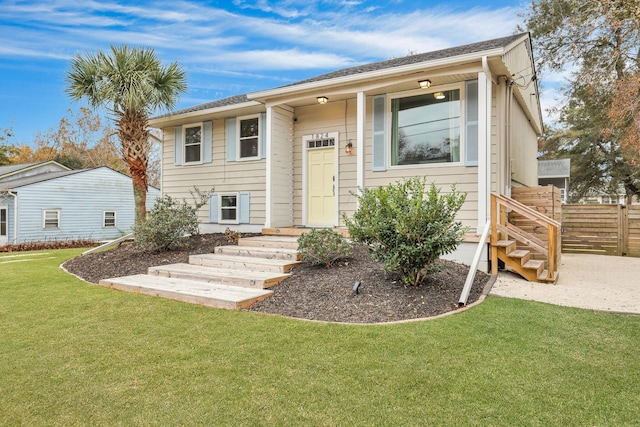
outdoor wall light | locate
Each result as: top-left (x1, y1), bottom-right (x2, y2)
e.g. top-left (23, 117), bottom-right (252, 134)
top-left (345, 141), bottom-right (354, 154)
top-left (317, 96), bottom-right (329, 104)
top-left (418, 79), bottom-right (432, 89)
top-left (434, 92), bottom-right (446, 100)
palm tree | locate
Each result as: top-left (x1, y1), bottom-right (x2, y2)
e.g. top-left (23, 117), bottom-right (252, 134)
top-left (66, 45), bottom-right (186, 227)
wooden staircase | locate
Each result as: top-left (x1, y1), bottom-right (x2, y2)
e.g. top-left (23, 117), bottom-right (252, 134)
top-left (99, 235), bottom-right (301, 310)
top-left (491, 193), bottom-right (561, 284)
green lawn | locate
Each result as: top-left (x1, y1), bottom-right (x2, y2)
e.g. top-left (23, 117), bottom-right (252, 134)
top-left (1, 249), bottom-right (639, 426)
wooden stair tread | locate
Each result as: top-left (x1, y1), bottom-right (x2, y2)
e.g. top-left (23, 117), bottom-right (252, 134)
top-left (189, 253), bottom-right (300, 273)
top-left (523, 259), bottom-right (544, 269)
top-left (99, 274), bottom-right (273, 310)
top-left (508, 249), bottom-right (530, 259)
top-left (215, 245), bottom-right (301, 260)
top-left (238, 235), bottom-right (299, 249)
top-left (148, 263), bottom-right (290, 288)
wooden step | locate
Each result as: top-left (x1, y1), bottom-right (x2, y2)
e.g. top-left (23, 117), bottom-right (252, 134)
top-left (538, 270), bottom-right (559, 284)
top-left (262, 227), bottom-right (350, 237)
top-left (238, 235), bottom-right (299, 250)
top-left (148, 263), bottom-right (290, 289)
top-left (189, 253), bottom-right (301, 273)
top-left (495, 240), bottom-right (517, 253)
top-left (523, 259), bottom-right (544, 276)
top-left (99, 274), bottom-right (273, 310)
top-left (508, 249), bottom-right (531, 265)
top-left (215, 245), bottom-right (301, 261)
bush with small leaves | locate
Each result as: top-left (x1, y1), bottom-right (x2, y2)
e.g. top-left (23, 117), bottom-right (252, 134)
top-left (134, 188), bottom-right (214, 252)
top-left (344, 177), bottom-right (467, 286)
top-left (297, 228), bottom-right (352, 267)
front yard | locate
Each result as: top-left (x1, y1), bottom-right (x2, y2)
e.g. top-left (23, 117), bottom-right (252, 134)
top-left (1, 249), bottom-right (639, 426)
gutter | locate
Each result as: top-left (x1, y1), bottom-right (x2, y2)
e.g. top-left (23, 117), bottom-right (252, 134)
top-left (148, 100), bottom-right (263, 127)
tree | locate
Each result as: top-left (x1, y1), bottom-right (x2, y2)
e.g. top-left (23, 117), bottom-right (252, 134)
top-left (522, 0), bottom-right (640, 201)
top-left (0, 127), bottom-right (18, 166)
top-left (66, 45), bottom-right (186, 226)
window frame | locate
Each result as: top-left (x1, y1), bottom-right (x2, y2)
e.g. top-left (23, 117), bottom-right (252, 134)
top-left (218, 193), bottom-right (239, 225)
top-left (183, 122), bottom-right (203, 165)
top-left (43, 209), bottom-right (60, 229)
top-left (103, 211), bottom-right (116, 228)
top-left (236, 114), bottom-right (261, 161)
top-left (387, 83), bottom-right (466, 169)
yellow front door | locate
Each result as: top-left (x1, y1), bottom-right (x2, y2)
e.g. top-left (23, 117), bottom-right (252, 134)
top-left (307, 147), bottom-right (335, 225)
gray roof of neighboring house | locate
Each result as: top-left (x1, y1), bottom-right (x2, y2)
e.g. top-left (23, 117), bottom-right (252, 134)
top-left (538, 159), bottom-right (571, 178)
top-left (0, 169), bottom-right (86, 191)
top-left (162, 33), bottom-right (528, 117)
top-left (0, 162), bottom-right (44, 178)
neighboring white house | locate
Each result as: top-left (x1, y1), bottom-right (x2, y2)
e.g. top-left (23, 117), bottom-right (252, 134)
top-left (0, 162), bottom-right (160, 245)
top-left (150, 33), bottom-right (543, 268)
top-left (538, 159), bottom-right (570, 203)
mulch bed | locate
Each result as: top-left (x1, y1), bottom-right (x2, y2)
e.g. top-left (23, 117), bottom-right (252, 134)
top-left (63, 233), bottom-right (490, 323)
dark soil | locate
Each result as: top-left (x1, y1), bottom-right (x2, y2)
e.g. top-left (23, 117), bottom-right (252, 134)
top-left (63, 233), bottom-right (490, 323)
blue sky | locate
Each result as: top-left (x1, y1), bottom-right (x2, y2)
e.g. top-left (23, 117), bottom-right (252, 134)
top-left (0, 0), bottom-right (549, 145)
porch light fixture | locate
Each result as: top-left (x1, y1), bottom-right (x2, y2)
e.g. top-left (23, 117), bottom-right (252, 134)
top-left (434, 92), bottom-right (446, 100)
top-left (418, 79), bottom-right (432, 89)
top-left (345, 141), bottom-right (354, 154)
top-left (317, 96), bottom-right (329, 104)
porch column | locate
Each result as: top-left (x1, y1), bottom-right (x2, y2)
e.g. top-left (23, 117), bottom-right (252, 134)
top-left (356, 91), bottom-right (365, 198)
top-left (265, 105), bottom-right (273, 228)
top-left (477, 57), bottom-right (492, 233)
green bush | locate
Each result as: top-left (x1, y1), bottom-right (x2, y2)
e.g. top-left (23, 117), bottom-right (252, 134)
top-left (297, 229), bottom-right (352, 267)
top-left (134, 188), bottom-right (214, 252)
top-left (343, 178), bottom-right (467, 286)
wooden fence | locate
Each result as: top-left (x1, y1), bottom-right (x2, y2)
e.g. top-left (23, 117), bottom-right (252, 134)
top-left (562, 204), bottom-right (640, 257)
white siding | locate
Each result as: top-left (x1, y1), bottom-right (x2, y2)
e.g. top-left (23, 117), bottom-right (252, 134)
top-left (13, 167), bottom-right (159, 243)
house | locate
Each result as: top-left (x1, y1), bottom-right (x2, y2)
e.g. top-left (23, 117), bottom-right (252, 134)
top-left (149, 33), bottom-right (542, 271)
top-left (0, 162), bottom-right (160, 246)
top-left (538, 159), bottom-right (570, 203)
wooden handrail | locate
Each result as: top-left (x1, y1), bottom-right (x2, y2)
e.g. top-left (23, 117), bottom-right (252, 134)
top-left (492, 193), bottom-right (561, 229)
top-left (491, 193), bottom-right (559, 281)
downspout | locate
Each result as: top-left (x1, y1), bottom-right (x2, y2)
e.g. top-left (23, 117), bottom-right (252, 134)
top-left (9, 190), bottom-right (17, 244)
top-left (478, 56), bottom-right (492, 232)
top-left (505, 79), bottom-right (513, 197)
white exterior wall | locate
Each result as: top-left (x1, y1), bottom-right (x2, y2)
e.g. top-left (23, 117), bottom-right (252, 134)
top-left (161, 117), bottom-right (267, 232)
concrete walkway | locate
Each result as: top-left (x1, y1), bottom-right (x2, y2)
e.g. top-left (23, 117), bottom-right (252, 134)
top-left (490, 253), bottom-right (640, 314)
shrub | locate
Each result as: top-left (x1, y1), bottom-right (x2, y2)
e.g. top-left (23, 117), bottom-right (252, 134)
top-left (297, 228), bottom-right (352, 267)
top-left (134, 188), bottom-right (214, 252)
top-left (343, 178), bottom-right (467, 286)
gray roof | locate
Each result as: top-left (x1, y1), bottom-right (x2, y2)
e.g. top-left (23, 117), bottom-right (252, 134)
top-left (0, 169), bottom-right (86, 190)
top-left (0, 162), bottom-right (44, 178)
top-left (161, 33), bottom-right (528, 117)
top-left (283, 33), bottom-right (526, 87)
top-left (538, 159), bottom-right (571, 178)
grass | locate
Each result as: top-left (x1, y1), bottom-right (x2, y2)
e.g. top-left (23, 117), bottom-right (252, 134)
top-left (1, 249), bottom-right (640, 426)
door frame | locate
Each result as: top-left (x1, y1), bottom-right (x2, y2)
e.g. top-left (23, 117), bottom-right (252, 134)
top-left (0, 206), bottom-right (7, 246)
top-left (302, 131), bottom-right (340, 227)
